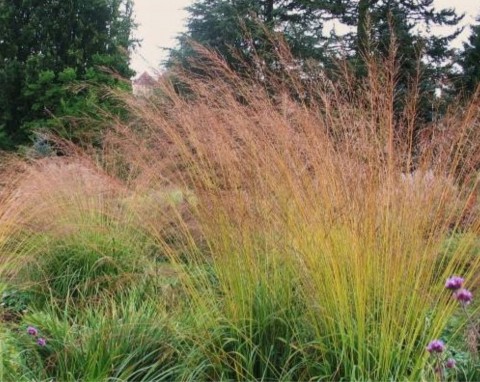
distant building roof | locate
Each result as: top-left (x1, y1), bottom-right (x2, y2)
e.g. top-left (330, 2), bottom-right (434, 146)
top-left (133, 71), bottom-right (156, 86)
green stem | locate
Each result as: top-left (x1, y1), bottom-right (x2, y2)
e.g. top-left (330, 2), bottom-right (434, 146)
top-left (462, 304), bottom-right (480, 339)
top-left (435, 354), bottom-right (444, 382)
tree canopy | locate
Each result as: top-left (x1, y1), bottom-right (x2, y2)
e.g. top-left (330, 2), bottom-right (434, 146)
top-left (171, 1), bottom-right (463, 66)
top-left (168, 0), bottom-right (335, 73)
top-left (0, 0), bottom-right (137, 149)
top-left (169, 0), bottom-right (464, 123)
top-left (459, 16), bottom-right (480, 95)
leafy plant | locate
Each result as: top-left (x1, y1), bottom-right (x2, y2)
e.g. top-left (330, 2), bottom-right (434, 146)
top-left (0, 288), bottom-right (32, 319)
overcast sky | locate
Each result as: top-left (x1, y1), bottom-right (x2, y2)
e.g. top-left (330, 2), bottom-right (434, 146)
top-left (130, 0), bottom-right (480, 76)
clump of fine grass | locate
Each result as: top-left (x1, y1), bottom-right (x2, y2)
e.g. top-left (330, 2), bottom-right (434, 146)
top-left (104, 41), bottom-right (480, 380)
top-left (1, 289), bottom-right (180, 381)
top-left (19, 231), bottom-right (142, 304)
top-left (0, 154), bottom-right (192, 378)
top-left (0, 156), bottom-right (166, 309)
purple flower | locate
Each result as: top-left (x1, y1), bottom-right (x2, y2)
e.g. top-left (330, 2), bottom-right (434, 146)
top-left (445, 276), bottom-right (464, 291)
top-left (426, 339), bottom-right (445, 353)
top-left (454, 288), bottom-right (473, 305)
top-left (37, 337), bottom-right (47, 347)
top-left (26, 326), bottom-right (38, 336)
top-left (446, 358), bottom-right (456, 369)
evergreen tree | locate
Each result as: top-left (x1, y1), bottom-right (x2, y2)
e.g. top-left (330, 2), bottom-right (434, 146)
top-left (328, 1), bottom-right (463, 81)
top-left (0, 0), bottom-right (137, 148)
top-left (168, 0), bottom-right (333, 73)
top-left (459, 16), bottom-right (480, 95)
top-left (322, 0), bottom-right (463, 122)
top-left (172, 1), bottom-right (462, 75)
top-left (172, 0), bottom-right (464, 124)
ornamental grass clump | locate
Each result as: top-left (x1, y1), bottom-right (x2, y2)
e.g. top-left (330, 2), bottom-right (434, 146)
top-left (103, 42), bottom-right (480, 380)
top-left (0, 157), bottom-right (162, 307)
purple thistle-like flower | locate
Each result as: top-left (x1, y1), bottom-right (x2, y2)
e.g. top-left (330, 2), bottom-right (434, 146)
top-left (26, 326), bottom-right (38, 336)
top-left (446, 358), bottom-right (456, 369)
top-left (426, 339), bottom-right (445, 353)
top-left (455, 288), bottom-right (473, 305)
top-left (445, 276), bottom-right (464, 291)
top-left (37, 337), bottom-right (47, 347)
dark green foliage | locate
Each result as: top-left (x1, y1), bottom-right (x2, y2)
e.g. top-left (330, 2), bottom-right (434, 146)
top-left (329, 1), bottom-right (462, 57)
top-left (182, 283), bottom-right (314, 381)
top-left (458, 16), bottom-right (480, 95)
top-left (171, 0), bottom-right (463, 124)
top-left (326, 0), bottom-right (463, 122)
top-left (172, 0), bottom-right (463, 75)
top-left (0, 0), bottom-right (137, 148)
top-left (17, 299), bottom-right (179, 381)
top-left (168, 0), bottom-right (330, 75)
top-left (1, 288), bottom-right (32, 320)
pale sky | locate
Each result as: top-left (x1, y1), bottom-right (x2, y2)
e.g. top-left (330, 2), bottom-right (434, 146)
top-left (131, 0), bottom-right (480, 76)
